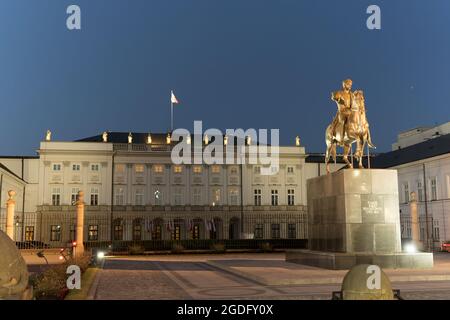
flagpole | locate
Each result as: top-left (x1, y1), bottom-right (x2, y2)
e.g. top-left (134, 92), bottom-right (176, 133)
top-left (170, 90), bottom-right (173, 132)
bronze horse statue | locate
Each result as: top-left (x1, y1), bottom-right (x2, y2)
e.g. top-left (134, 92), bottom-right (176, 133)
top-left (325, 90), bottom-right (375, 173)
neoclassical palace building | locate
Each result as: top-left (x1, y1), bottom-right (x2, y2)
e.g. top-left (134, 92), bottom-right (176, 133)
top-left (0, 132), bottom-right (336, 245)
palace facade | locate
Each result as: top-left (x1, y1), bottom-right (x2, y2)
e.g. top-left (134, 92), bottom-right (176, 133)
top-left (0, 132), bottom-right (337, 245)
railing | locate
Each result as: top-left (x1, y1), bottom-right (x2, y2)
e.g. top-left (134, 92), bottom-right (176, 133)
top-left (85, 239), bottom-right (308, 252)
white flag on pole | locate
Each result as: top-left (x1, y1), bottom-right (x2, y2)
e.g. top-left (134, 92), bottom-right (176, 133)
top-left (171, 90), bottom-right (179, 104)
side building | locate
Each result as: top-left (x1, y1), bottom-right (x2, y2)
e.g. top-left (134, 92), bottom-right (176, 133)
top-left (373, 123), bottom-right (450, 249)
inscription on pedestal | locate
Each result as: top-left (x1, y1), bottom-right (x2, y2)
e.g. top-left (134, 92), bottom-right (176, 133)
top-left (361, 194), bottom-right (384, 224)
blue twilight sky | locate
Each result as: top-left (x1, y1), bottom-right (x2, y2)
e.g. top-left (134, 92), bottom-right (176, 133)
top-left (0, 0), bottom-right (449, 156)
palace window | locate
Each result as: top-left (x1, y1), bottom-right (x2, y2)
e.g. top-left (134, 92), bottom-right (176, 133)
top-left (72, 164), bottom-right (81, 171)
top-left (230, 166), bottom-right (238, 175)
top-left (71, 187), bottom-right (79, 205)
top-left (115, 187), bottom-right (125, 205)
top-left (115, 164), bottom-right (125, 174)
top-left (193, 166), bottom-right (202, 174)
top-left (133, 220), bottom-right (142, 241)
top-left (90, 188), bottom-right (99, 206)
top-left (192, 224), bottom-right (200, 240)
top-left (229, 188), bottom-right (239, 206)
top-left (154, 189), bottom-right (163, 205)
top-left (287, 189), bottom-right (295, 206)
top-left (193, 188), bottom-right (202, 205)
top-left (171, 225), bottom-right (181, 240)
top-left (88, 225), bottom-right (98, 241)
top-left (433, 220), bottom-right (440, 240)
top-left (417, 180), bottom-right (424, 202)
top-left (174, 188), bottom-right (183, 205)
top-left (271, 189), bottom-right (279, 206)
top-left (403, 183), bottom-right (409, 203)
top-left (52, 163), bottom-right (61, 171)
top-left (70, 225), bottom-right (76, 241)
top-left (50, 225), bottom-right (61, 241)
top-left (271, 224), bottom-right (280, 239)
top-left (431, 177), bottom-right (437, 201)
top-left (174, 165), bottom-right (183, 173)
top-left (91, 164), bottom-right (99, 171)
top-left (135, 188), bottom-right (144, 205)
top-left (153, 165), bottom-right (164, 173)
top-left (113, 220), bottom-right (123, 240)
top-left (254, 224), bottom-right (264, 239)
top-left (211, 165), bottom-right (221, 174)
top-left (135, 164), bottom-right (145, 173)
top-left (287, 166), bottom-right (294, 174)
top-left (51, 188), bottom-right (61, 206)
top-left (254, 166), bottom-right (261, 174)
top-left (254, 189), bottom-right (262, 206)
top-left (25, 226), bottom-right (34, 241)
top-left (211, 188), bottom-right (221, 205)
top-left (288, 223), bottom-right (296, 239)
top-left (152, 224), bottom-right (162, 240)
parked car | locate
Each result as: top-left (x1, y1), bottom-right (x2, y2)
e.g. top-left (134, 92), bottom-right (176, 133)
top-left (441, 241), bottom-right (450, 252)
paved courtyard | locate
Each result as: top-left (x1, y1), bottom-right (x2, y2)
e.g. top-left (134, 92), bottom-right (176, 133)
top-left (86, 252), bottom-right (450, 300)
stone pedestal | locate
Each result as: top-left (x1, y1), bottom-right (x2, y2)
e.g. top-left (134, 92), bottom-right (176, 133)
top-left (286, 169), bottom-right (433, 269)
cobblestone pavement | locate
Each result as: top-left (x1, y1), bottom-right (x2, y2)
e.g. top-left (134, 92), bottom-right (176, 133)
top-left (89, 253), bottom-right (450, 300)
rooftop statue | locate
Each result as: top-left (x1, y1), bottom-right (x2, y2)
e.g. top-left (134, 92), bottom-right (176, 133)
top-left (325, 79), bottom-right (375, 173)
top-left (102, 131), bottom-right (108, 142)
top-left (45, 129), bottom-right (52, 141)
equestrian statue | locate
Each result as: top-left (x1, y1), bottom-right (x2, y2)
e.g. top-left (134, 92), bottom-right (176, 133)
top-left (325, 79), bottom-right (375, 173)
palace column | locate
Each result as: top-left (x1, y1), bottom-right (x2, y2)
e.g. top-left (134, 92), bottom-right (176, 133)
top-left (6, 190), bottom-right (16, 240)
top-left (75, 191), bottom-right (85, 256)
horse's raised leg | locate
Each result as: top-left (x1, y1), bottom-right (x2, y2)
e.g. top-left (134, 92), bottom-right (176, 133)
top-left (343, 144), bottom-right (353, 169)
top-left (325, 140), bottom-right (332, 174)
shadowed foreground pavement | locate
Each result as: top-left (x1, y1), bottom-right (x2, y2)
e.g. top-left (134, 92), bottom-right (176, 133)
top-left (88, 253), bottom-right (450, 300)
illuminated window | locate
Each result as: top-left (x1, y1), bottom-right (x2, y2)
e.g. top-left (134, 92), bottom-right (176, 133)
top-left (50, 225), bottom-right (61, 241)
top-left (193, 166), bottom-right (202, 174)
top-left (211, 188), bottom-right (221, 205)
top-left (174, 165), bottom-right (183, 173)
top-left (88, 225), bottom-right (98, 241)
top-left (115, 164), bottom-right (125, 174)
top-left (211, 165), bottom-right (220, 174)
top-left (25, 226), bottom-right (34, 241)
top-left (135, 164), bottom-right (145, 173)
top-left (154, 165), bottom-right (164, 173)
